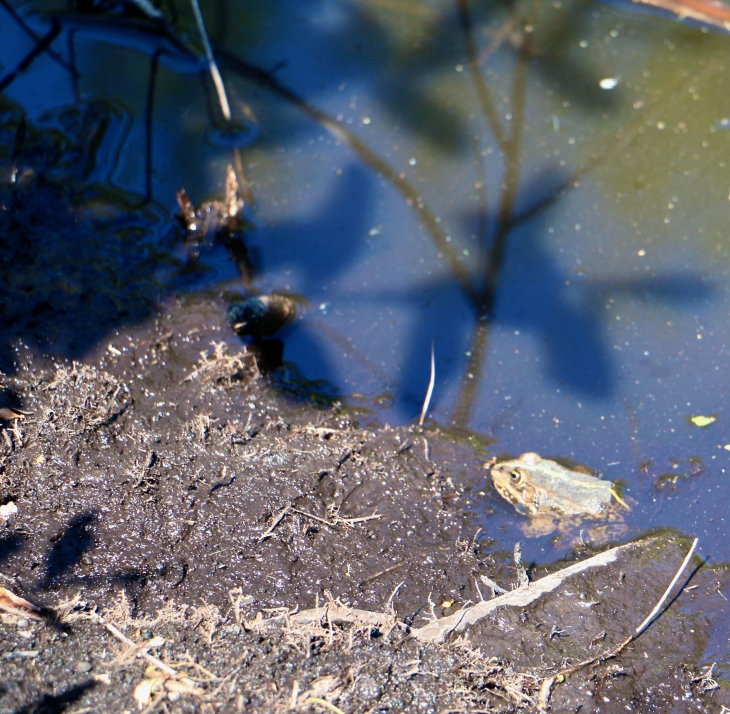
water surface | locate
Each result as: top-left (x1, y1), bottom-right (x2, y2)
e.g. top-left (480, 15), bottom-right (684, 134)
top-left (2, 0), bottom-right (730, 662)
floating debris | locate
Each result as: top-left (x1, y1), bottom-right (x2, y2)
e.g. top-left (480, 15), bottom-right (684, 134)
top-left (226, 295), bottom-right (297, 339)
top-left (689, 415), bottom-right (716, 427)
top-left (176, 165), bottom-right (244, 242)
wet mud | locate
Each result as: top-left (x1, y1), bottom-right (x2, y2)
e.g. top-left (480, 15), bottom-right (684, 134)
top-left (0, 79), bottom-right (727, 714)
top-left (0, 296), bottom-right (727, 713)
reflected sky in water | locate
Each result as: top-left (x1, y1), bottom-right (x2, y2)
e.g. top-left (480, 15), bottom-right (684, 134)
top-left (3, 0), bottom-right (730, 571)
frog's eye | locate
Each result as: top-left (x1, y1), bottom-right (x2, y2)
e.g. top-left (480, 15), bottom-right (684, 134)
top-left (510, 470), bottom-right (523, 484)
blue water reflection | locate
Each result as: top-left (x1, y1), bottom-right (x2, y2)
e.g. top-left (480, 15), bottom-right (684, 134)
top-left (3, 0), bottom-right (730, 582)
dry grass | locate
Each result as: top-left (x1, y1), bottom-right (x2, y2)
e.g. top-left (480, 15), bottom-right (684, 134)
top-left (42, 362), bottom-right (129, 434)
top-left (190, 601), bottom-right (222, 645)
top-left (183, 341), bottom-right (259, 387)
top-left (42, 587), bottom-right (545, 713)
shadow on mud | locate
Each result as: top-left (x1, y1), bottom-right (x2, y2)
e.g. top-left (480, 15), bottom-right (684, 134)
top-left (12, 680), bottom-right (96, 714)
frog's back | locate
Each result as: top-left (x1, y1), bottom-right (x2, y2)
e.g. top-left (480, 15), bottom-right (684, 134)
top-left (492, 452), bottom-right (615, 518)
top-left (531, 468), bottom-right (613, 516)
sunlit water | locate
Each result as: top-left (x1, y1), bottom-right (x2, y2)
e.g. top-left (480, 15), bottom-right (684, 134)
top-left (3, 0), bottom-right (730, 660)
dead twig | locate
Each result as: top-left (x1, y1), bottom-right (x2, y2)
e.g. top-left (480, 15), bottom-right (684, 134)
top-left (537, 537), bottom-right (699, 710)
top-left (189, 0), bottom-right (231, 121)
top-left (386, 581), bottom-right (405, 613)
top-left (358, 562), bottom-right (405, 587)
top-left (258, 504), bottom-right (292, 542)
top-left (291, 507), bottom-right (382, 528)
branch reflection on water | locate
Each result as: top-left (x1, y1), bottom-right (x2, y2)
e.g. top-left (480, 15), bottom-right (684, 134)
top-left (1, 0), bottom-right (721, 430)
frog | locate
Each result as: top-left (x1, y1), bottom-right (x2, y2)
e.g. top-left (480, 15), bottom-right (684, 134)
top-left (490, 452), bottom-right (628, 539)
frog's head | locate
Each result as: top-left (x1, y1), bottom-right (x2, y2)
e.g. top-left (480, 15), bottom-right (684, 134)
top-left (490, 453), bottom-right (543, 516)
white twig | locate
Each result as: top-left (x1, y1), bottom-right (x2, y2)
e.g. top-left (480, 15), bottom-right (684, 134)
top-left (418, 340), bottom-right (435, 427)
top-left (190, 0), bottom-right (232, 122)
top-left (105, 623), bottom-right (178, 677)
top-left (635, 537), bottom-right (699, 635)
top-left (258, 505), bottom-right (291, 542)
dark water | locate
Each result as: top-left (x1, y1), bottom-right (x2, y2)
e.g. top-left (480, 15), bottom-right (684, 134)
top-left (3, 0), bottom-right (730, 674)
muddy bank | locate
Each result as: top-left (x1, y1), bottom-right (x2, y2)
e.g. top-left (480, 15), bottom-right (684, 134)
top-left (0, 297), bottom-right (726, 713)
top-left (0, 103), bottom-right (725, 713)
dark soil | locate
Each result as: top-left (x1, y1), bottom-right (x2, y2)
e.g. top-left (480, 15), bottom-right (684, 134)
top-left (0, 297), bottom-right (727, 714)
top-left (0, 114), bottom-right (727, 714)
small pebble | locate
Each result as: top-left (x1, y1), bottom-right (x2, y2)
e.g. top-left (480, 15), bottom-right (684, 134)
top-left (75, 660), bottom-right (92, 673)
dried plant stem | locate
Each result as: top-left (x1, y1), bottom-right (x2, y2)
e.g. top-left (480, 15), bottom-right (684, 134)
top-left (537, 537), bottom-right (699, 710)
top-left (258, 504), bottom-right (292, 542)
top-left (303, 697), bottom-right (345, 714)
top-left (104, 622), bottom-right (178, 677)
top-left (635, 537), bottom-right (698, 635)
top-left (419, 340), bottom-right (435, 427)
top-left (190, 0), bottom-right (231, 122)
top-left (290, 507), bottom-right (382, 528)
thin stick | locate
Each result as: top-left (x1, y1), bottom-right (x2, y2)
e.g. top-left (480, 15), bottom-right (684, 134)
top-left (258, 504), bottom-right (291, 542)
top-left (189, 0), bottom-right (231, 122)
top-left (336, 512), bottom-right (383, 525)
top-left (418, 340), bottom-right (435, 427)
top-left (105, 623), bottom-right (178, 677)
top-left (359, 562), bottom-right (405, 587)
top-left (386, 581), bottom-right (405, 612)
top-left (291, 507), bottom-right (382, 528)
top-left (538, 537), bottom-right (700, 710)
top-left (635, 536), bottom-right (698, 635)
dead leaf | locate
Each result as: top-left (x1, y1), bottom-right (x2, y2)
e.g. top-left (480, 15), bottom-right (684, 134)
top-left (0, 408), bottom-right (23, 421)
top-left (0, 587), bottom-right (42, 619)
top-left (690, 415), bottom-right (716, 427)
top-left (0, 501), bottom-right (18, 520)
top-left (631, 0), bottom-right (730, 32)
top-left (165, 679), bottom-right (204, 696)
top-left (133, 678), bottom-right (159, 709)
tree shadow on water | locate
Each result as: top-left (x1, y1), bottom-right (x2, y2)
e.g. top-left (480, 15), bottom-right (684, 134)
top-left (494, 224), bottom-right (714, 397)
top-left (391, 163), bottom-right (714, 418)
top-left (0, 104), bottom-right (162, 374)
top-left (261, 164), bottom-right (371, 289)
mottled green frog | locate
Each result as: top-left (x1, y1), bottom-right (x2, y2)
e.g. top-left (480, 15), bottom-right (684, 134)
top-left (490, 452), bottom-right (628, 538)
